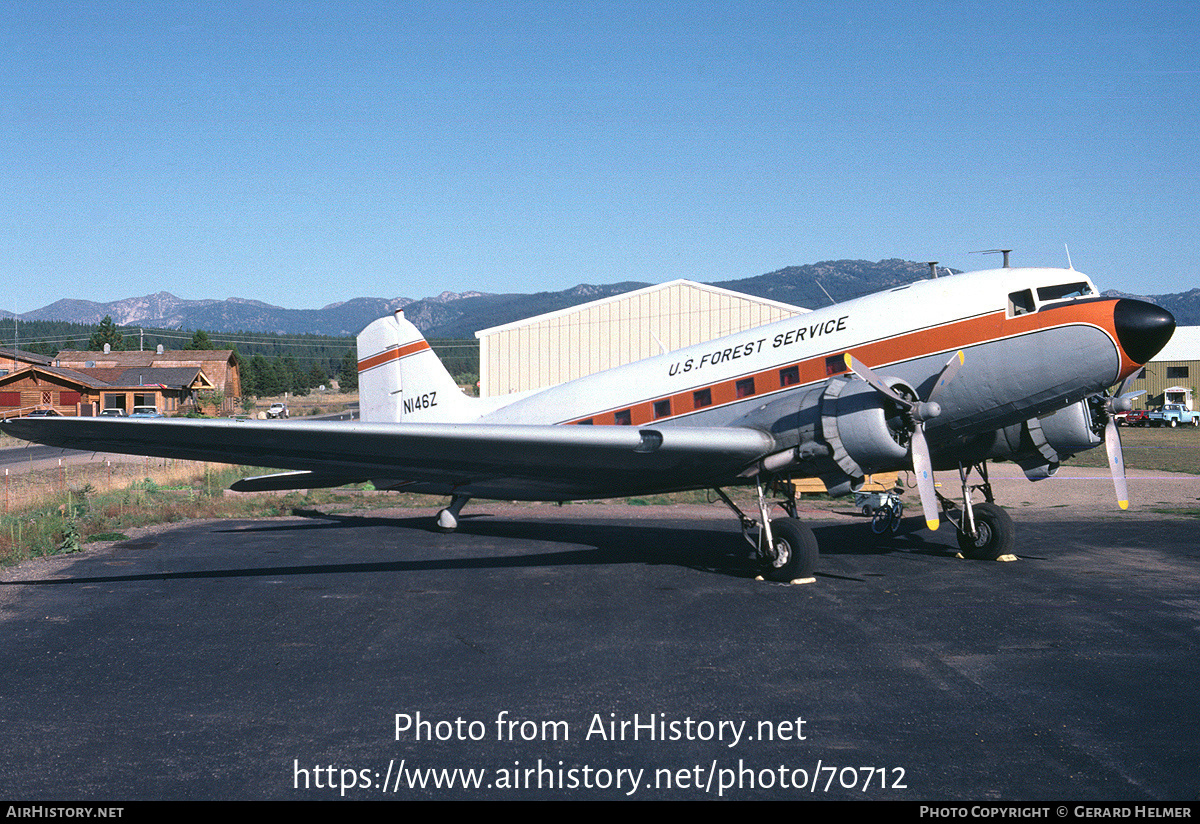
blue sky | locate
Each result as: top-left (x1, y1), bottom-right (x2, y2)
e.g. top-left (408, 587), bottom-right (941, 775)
top-left (2, 1), bottom-right (1197, 314)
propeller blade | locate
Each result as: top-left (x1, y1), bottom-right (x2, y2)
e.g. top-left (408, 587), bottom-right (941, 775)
top-left (910, 425), bottom-right (940, 531)
top-left (843, 353), bottom-right (914, 410)
top-left (1104, 416), bottom-right (1129, 510)
top-left (927, 350), bottom-right (965, 406)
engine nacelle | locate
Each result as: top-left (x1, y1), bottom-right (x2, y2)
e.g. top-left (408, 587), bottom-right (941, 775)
top-left (971, 399), bottom-right (1103, 480)
top-left (821, 375), bottom-right (913, 478)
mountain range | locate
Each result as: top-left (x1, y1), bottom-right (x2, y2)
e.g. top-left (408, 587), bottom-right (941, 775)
top-left (5, 259), bottom-right (1197, 338)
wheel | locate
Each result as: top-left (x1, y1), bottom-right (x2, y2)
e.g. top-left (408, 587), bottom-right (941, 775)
top-left (956, 502), bottom-right (1015, 561)
top-left (762, 518), bottom-right (819, 582)
top-left (888, 500), bottom-right (904, 532)
top-left (862, 504), bottom-right (874, 516)
top-left (871, 505), bottom-right (892, 534)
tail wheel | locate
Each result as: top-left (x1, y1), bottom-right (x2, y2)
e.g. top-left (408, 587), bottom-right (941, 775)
top-left (763, 518), bottom-right (819, 582)
top-left (956, 502), bottom-right (1015, 561)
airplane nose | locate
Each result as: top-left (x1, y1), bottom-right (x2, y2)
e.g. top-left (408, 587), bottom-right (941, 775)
top-left (1113, 299), bottom-right (1175, 364)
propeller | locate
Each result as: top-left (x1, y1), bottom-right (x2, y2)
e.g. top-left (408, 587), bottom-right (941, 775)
top-left (1095, 372), bottom-right (1145, 511)
top-left (843, 351), bottom-right (964, 532)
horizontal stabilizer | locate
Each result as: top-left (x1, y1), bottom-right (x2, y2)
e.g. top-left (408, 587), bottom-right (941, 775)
top-left (230, 471), bottom-right (367, 492)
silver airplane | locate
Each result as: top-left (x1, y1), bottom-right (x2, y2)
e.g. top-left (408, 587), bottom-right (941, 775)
top-left (3, 265), bottom-right (1175, 583)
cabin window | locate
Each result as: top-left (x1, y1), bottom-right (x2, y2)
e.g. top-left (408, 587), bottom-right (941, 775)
top-left (614, 409), bottom-right (632, 425)
top-left (825, 355), bottom-right (848, 376)
top-left (1007, 289), bottom-right (1035, 317)
top-left (735, 378), bottom-right (755, 398)
top-left (1037, 282), bottom-right (1093, 302)
top-left (576, 418), bottom-right (594, 425)
top-left (779, 365), bottom-right (800, 387)
top-left (653, 399), bottom-right (671, 418)
top-left (692, 388), bottom-right (712, 409)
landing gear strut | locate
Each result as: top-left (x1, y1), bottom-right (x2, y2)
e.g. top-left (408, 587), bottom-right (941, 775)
top-left (713, 476), bottom-right (818, 583)
top-left (936, 462), bottom-right (1015, 560)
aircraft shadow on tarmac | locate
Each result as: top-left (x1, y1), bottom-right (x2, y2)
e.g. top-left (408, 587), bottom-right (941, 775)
top-left (3, 509), bottom-right (963, 588)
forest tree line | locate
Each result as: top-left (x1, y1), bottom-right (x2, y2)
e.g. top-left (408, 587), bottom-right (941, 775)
top-left (2, 317), bottom-right (479, 396)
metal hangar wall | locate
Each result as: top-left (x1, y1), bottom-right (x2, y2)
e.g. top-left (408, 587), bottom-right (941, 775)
top-left (475, 280), bottom-right (807, 398)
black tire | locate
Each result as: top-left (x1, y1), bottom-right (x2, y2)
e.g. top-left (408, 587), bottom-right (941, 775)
top-left (870, 505), bottom-right (892, 534)
top-left (762, 518), bottom-right (819, 581)
top-left (956, 502), bottom-right (1015, 561)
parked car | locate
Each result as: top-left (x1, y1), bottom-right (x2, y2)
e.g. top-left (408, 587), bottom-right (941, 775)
top-left (1148, 404), bottom-right (1199, 428)
top-left (1116, 410), bottom-right (1150, 427)
top-left (25, 408), bottom-right (61, 417)
top-left (99, 408), bottom-right (127, 417)
top-left (129, 406), bottom-right (163, 418)
top-left (267, 402), bottom-right (289, 419)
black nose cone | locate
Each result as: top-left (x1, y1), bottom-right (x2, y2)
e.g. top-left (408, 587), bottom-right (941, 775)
top-left (1114, 299), bottom-right (1175, 364)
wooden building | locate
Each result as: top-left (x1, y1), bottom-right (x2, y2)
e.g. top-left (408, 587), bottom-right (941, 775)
top-left (0, 347), bottom-right (239, 418)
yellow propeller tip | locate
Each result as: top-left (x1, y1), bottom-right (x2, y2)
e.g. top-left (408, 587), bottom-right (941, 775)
top-left (1119, 500), bottom-right (1129, 510)
top-left (926, 519), bottom-right (940, 531)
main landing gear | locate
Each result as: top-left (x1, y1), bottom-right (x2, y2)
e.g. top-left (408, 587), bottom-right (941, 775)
top-left (713, 476), bottom-right (818, 583)
top-left (935, 462), bottom-right (1015, 561)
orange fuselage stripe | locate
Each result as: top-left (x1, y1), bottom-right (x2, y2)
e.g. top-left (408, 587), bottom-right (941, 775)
top-left (565, 299), bottom-right (1129, 427)
top-left (357, 340), bottom-right (431, 373)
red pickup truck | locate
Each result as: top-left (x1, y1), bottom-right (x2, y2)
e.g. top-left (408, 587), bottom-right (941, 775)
top-left (1117, 410), bottom-right (1151, 427)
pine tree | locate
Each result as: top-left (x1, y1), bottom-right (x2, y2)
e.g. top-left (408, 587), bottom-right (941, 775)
top-left (87, 316), bottom-right (123, 351)
top-left (338, 350), bottom-right (358, 392)
top-left (185, 329), bottom-right (213, 350)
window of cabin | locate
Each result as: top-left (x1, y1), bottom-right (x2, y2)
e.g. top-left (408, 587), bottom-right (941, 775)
top-left (1007, 289), bottom-right (1035, 317)
top-left (779, 365), bottom-right (800, 387)
top-left (735, 378), bottom-right (755, 398)
top-left (653, 399), bottom-right (671, 418)
top-left (614, 409), bottom-right (632, 425)
top-left (693, 388), bottom-right (712, 408)
top-left (825, 355), bottom-right (847, 376)
top-left (576, 418), bottom-right (594, 425)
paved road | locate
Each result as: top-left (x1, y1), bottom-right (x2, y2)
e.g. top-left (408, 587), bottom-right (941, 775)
top-left (1, 503), bottom-right (1198, 800)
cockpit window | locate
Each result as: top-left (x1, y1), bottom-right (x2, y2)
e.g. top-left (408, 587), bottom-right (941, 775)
top-left (1037, 282), bottom-right (1093, 302)
top-left (1008, 289), bottom-right (1035, 317)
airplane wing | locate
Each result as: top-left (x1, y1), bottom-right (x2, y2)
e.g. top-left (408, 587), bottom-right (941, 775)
top-left (1, 417), bottom-right (777, 501)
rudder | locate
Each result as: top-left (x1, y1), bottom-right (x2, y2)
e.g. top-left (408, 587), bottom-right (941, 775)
top-left (356, 311), bottom-right (479, 423)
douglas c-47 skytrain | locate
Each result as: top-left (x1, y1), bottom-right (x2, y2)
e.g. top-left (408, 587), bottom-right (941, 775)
top-left (4, 264), bottom-right (1176, 583)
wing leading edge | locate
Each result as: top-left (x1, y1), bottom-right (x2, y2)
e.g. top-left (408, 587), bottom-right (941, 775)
top-left (2, 417), bottom-right (777, 501)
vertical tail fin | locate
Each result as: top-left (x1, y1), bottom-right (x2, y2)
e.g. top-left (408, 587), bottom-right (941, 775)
top-left (357, 311), bottom-right (479, 423)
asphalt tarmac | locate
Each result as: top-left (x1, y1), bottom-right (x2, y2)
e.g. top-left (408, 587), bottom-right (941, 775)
top-left (1, 500), bottom-right (1198, 801)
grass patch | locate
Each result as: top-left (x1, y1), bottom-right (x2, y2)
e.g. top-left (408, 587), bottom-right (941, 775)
top-left (0, 460), bottom-right (442, 568)
top-left (1063, 426), bottom-right (1200, 474)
